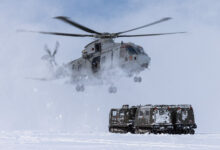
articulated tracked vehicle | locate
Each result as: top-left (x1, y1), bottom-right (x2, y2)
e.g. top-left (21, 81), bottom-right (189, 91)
top-left (109, 104), bottom-right (197, 134)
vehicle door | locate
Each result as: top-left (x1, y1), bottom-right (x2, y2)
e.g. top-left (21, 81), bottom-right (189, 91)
top-left (137, 106), bottom-right (150, 126)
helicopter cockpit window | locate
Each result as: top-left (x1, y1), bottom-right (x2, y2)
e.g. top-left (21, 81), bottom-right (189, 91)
top-left (126, 45), bottom-right (137, 55)
top-left (135, 46), bottom-right (144, 54)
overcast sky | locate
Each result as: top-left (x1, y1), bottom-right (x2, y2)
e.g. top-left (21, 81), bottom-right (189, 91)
top-left (0, 0), bottom-right (220, 133)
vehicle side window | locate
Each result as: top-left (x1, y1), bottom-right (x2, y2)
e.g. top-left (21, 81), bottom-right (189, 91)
top-left (182, 110), bottom-right (188, 115)
top-left (120, 112), bottom-right (125, 117)
top-left (139, 111), bottom-right (144, 116)
top-left (159, 110), bottom-right (164, 115)
top-left (145, 111), bottom-right (149, 116)
top-left (112, 111), bottom-right (117, 116)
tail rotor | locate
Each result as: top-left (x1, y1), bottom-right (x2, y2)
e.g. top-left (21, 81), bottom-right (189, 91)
top-left (41, 41), bottom-right (59, 66)
top-left (52, 41), bottom-right (59, 57)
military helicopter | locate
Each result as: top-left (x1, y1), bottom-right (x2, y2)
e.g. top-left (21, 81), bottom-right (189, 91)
top-left (21, 16), bottom-right (185, 93)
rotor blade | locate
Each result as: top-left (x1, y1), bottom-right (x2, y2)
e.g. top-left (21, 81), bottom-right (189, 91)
top-left (54, 16), bottom-right (102, 35)
top-left (53, 41), bottom-right (59, 56)
top-left (44, 45), bottom-right (51, 56)
top-left (115, 17), bottom-right (172, 35)
top-left (25, 77), bottom-right (52, 81)
top-left (18, 29), bottom-right (95, 37)
top-left (117, 32), bottom-right (186, 37)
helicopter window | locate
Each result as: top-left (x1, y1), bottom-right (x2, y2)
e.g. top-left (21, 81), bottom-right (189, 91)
top-left (72, 64), bottom-right (75, 70)
top-left (78, 64), bottom-right (82, 71)
top-left (95, 43), bottom-right (101, 52)
top-left (126, 45), bottom-right (137, 55)
top-left (135, 46), bottom-right (144, 54)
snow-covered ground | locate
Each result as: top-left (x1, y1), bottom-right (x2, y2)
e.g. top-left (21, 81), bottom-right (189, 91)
top-left (0, 131), bottom-right (220, 150)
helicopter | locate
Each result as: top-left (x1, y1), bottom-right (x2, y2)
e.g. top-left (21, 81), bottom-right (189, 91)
top-left (21, 16), bottom-right (185, 93)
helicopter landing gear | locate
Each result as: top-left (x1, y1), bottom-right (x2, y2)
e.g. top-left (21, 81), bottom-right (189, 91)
top-left (76, 84), bottom-right (85, 92)
top-left (134, 76), bottom-right (142, 83)
top-left (108, 86), bottom-right (117, 94)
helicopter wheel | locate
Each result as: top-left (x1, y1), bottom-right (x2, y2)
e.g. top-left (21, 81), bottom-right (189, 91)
top-left (134, 76), bottom-right (142, 83)
top-left (76, 84), bottom-right (85, 92)
top-left (108, 86), bottom-right (117, 94)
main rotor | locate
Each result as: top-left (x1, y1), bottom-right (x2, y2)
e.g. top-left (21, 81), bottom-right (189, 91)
top-left (19, 16), bottom-right (185, 39)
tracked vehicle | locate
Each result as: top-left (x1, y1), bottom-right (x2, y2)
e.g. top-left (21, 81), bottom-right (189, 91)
top-left (109, 104), bottom-right (197, 134)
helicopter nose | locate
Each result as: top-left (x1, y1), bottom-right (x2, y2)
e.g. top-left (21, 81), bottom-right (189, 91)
top-left (138, 54), bottom-right (151, 68)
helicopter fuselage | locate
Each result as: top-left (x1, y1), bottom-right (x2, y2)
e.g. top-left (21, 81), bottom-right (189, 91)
top-left (67, 39), bottom-right (150, 83)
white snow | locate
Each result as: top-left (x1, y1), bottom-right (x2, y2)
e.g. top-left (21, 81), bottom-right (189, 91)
top-left (0, 131), bottom-right (219, 150)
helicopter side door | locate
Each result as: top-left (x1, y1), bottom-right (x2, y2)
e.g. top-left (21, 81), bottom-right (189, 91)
top-left (111, 46), bottom-right (120, 67)
top-left (92, 56), bottom-right (101, 73)
top-left (119, 46), bottom-right (129, 67)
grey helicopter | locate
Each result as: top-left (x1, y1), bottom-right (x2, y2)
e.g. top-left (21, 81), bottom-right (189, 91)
top-left (21, 16), bottom-right (185, 93)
